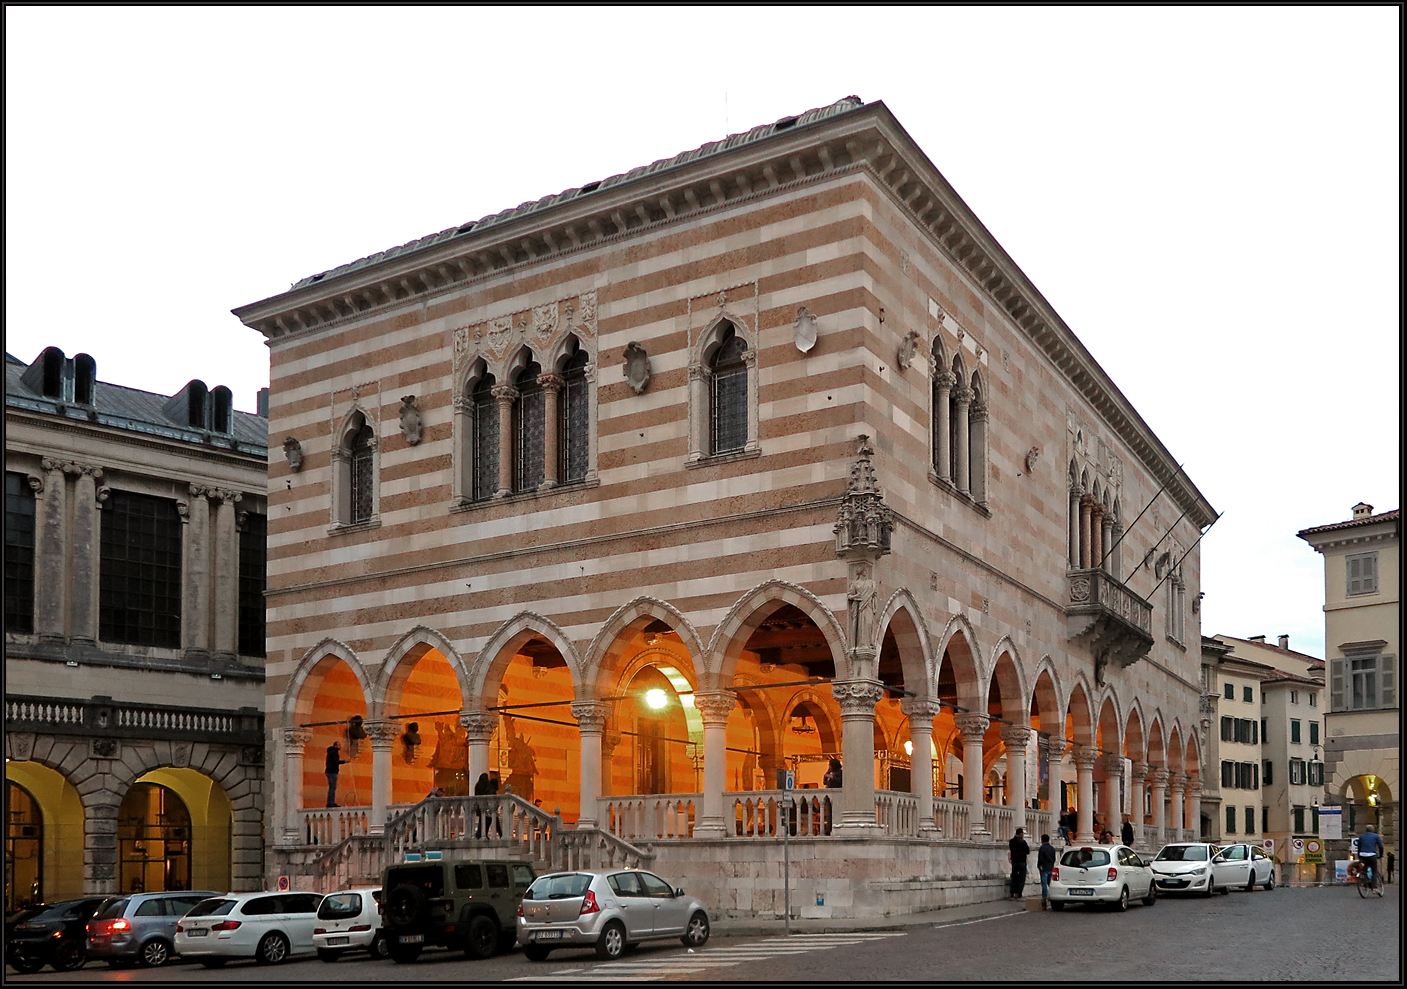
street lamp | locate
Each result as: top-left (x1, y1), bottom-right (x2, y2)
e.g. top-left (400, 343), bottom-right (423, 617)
top-left (645, 688), bottom-right (668, 710)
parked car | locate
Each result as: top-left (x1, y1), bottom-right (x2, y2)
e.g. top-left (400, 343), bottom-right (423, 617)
top-left (86, 890), bottom-right (221, 967)
top-left (1047, 844), bottom-right (1157, 911)
top-left (313, 887), bottom-right (389, 962)
top-left (517, 869), bottom-right (711, 961)
top-left (1149, 842), bottom-right (1218, 896)
top-left (6, 897), bottom-right (108, 973)
top-left (173, 891), bottom-right (325, 967)
top-left (1211, 842), bottom-right (1275, 892)
top-left (380, 856), bottom-right (536, 963)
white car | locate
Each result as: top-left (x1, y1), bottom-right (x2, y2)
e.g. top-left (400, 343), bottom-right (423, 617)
top-left (1149, 842), bottom-right (1218, 896)
top-left (1048, 844), bottom-right (1157, 911)
top-left (313, 887), bottom-right (390, 962)
top-left (174, 891), bottom-right (325, 967)
top-left (1211, 842), bottom-right (1275, 892)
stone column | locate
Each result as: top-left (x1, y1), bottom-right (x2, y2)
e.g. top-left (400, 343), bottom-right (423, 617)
top-left (1079, 495), bottom-right (1094, 569)
top-left (1089, 504), bottom-right (1104, 576)
top-left (211, 489), bottom-right (241, 660)
top-left (693, 692), bottom-right (736, 838)
top-left (953, 385), bottom-right (972, 495)
top-left (955, 713), bottom-right (990, 837)
top-left (1068, 486), bottom-right (1081, 569)
top-left (903, 699), bottom-right (942, 834)
top-left (1131, 764), bottom-right (1147, 843)
top-left (1150, 770), bottom-right (1168, 837)
top-left (686, 363), bottom-right (707, 463)
top-left (1041, 734), bottom-right (1067, 809)
top-left (34, 462), bottom-right (66, 642)
top-left (1102, 515), bottom-right (1117, 574)
top-left (365, 720), bottom-right (398, 834)
top-left (832, 680), bottom-right (886, 835)
top-left (491, 385), bottom-right (518, 497)
top-left (1073, 746), bottom-right (1098, 842)
top-left (462, 711), bottom-right (499, 795)
top-left (538, 373), bottom-right (564, 490)
top-left (572, 702), bottom-right (608, 828)
top-left (1102, 753), bottom-right (1124, 837)
top-left (1168, 774), bottom-right (1187, 833)
top-left (1184, 775), bottom-right (1200, 837)
top-left (969, 401), bottom-right (989, 507)
top-left (933, 371), bottom-right (954, 484)
top-left (282, 727), bottom-right (313, 845)
top-left (83, 792), bottom-right (122, 896)
top-left (1002, 726), bottom-right (1033, 832)
top-left (182, 485), bottom-right (212, 656)
top-left (67, 464), bottom-right (103, 644)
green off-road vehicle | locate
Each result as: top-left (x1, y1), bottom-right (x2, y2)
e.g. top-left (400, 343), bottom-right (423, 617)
top-left (380, 856), bottom-right (536, 963)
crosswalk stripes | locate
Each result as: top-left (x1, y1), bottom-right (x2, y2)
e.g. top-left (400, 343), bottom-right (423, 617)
top-left (508, 932), bottom-right (907, 982)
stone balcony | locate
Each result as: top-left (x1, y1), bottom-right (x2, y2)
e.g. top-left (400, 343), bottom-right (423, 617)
top-left (1065, 568), bottom-right (1154, 683)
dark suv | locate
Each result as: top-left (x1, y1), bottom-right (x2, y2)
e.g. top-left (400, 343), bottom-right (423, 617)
top-left (380, 858), bottom-right (535, 963)
top-left (6, 897), bottom-right (108, 973)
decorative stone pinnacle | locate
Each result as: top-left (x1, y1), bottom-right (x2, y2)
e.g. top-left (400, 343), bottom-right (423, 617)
top-left (835, 434), bottom-right (892, 559)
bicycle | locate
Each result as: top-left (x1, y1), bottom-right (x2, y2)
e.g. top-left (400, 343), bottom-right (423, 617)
top-left (1355, 858), bottom-right (1384, 897)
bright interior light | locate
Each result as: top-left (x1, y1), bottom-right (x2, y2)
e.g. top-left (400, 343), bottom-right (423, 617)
top-left (645, 688), bottom-right (668, 710)
top-left (904, 740), bottom-right (914, 756)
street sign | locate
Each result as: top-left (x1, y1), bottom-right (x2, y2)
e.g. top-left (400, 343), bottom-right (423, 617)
top-left (784, 770), bottom-right (795, 790)
top-left (1319, 806), bottom-right (1342, 839)
top-left (1304, 838), bottom-right (1323, 865)
top-left (1263, 839), bottom-right (1274, 856)
top-left (277, 875), bottom-right (290, 892)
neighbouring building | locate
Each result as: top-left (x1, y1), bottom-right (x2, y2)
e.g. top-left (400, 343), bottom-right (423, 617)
top-left (1298, 504), bottom-right (1399, 862)
top-left (4, 348), bottom-right (268, 907)
top-left (233, 97), bottom-right (1216, 917)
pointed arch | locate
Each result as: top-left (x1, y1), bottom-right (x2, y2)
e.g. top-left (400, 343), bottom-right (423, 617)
top-left (779, 687), bottom-right (841, 753)
top-left (469, 612), bottom-right (585, 709)
top-left (984, 638), bottom-right (1028, 723)
top-left (1028, 657), bottom-right (1063, 733)
top-left (330, 406), bottom-right (379, 526)
top-left (933, 614), bottom-right (982, 711)
top-left (284, 637), bottom-right (373, 725)
top-left (1166, 723), bottom-right (1185, 774)
top-left (1145, 712), bottom-right (1167, 768)
top-left (876, 589), bottom-right (934, 700)
top-left (374, 625), bottom-right (471, 719)
top-left (1183, 732), bottom-right (1202, 777)
top-left (706, 579), bottom-right (848, 686)
top-left (1096, 691), bottom-right (1123, 755)
top-left (1065, 675), bottom-right (1096, 746)
top-left (583, 597), bottom-right (706, 700)
top-left (1124, 699), bottom-right (1147, 765)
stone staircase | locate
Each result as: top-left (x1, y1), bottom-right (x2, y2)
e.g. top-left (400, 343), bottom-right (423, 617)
top-left (302, 794), bottom-right (654, 893)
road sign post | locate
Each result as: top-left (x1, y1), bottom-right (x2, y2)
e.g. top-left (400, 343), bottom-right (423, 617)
top-left (782, 769), bottom-right (795, 936)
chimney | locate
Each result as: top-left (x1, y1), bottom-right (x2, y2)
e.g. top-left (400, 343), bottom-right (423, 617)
top-left (1278, 634), bottom-right (1290, 650)
top-left (256, 387), bottom-right (270, 418)
top-left (1248, 635), bottom-right (1266, 643)
top-left (1352, 502), bottom-right (1373, 519)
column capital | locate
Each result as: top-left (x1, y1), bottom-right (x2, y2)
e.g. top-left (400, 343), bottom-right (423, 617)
top-left (693, 691), bottom-right (736, 725)
top-left (933, 370), bottom-right (956, 390)
top-left (1101, 752), bottom-right (1125, 775)
top-left (1132, 762), bottom-right (1151, 780)
top-left (1080, 493), bottom-right (1095, 509)
top-left (1000, 724), bottom-right (1034, 748)
top-left (459, 710), bottom-right (499, 741)
top-left (490, 384), bottom-right (520, 404)
top-left (363, 719), bottom-right (399, 747)
top-left (572, 702), bottom-right (610, 733)
top-left (1151, 768), bottom-right (1170, 787)
top-left (1167, 773), bottom-right (1187, 791)
top-left (1040, 734), bottom-right (1067, 758)
top-left (831, 679), bottom-right (885, 716)
top-left (900, 697), bottom-right (944, 721)
top-left (953, 712), bottom-right (989, 740)
top-left (952, 385), bottom-right (973, 406)
top-left (969, 401), bottom-right (988, 424)
top-left (1072, 745), bottom-right (1099, 770)
top-left (282, 727), bottom-right (313, 750)
top-left (538, 372), bottom-right (565, 393)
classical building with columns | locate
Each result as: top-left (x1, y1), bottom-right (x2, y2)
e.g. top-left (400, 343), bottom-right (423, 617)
top-left (235, 97), bottom-right (1215, 917)
top-left (4, 347), bottom-right (268, 910)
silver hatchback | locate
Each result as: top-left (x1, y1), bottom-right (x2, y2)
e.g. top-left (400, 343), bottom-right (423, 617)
top-left (517, 869), bottom-right (710, 962)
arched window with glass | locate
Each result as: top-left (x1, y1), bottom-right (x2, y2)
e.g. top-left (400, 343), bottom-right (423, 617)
top-left (470, 372), bottom-right (498, 502)
top-left (560, 342), bottom-right (590, 485)
top-left (709, 323), bottom-right (748, 455)
top-left (349, 421), bottom-right (375, 524)
top-left (513, 356), bottom-right (545, 493)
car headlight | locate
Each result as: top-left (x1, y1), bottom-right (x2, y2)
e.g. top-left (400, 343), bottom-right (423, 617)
top-left (1190, 867), bottom-right (1206, 875)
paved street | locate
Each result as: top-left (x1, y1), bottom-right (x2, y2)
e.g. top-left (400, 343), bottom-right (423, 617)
top-left (11, 885), bottom-right (1399, 982)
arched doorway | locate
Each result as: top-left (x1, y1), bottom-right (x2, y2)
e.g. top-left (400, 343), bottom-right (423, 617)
top-left (5, 761), bottom-right (83, 905)
top-left (383, 647), bottom-right (466, 804)
top-left (5, 782), bottom-right (42, 912)
top-left (133, 769), bottom-right (233, 894)
top-left (117, 782), bottom-right (192, 894)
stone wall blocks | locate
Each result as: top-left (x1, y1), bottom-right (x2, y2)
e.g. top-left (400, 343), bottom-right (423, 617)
top-left (207, 750), bottom-right (239, 782)
top-left (30, 734), bottom-right (57, 764)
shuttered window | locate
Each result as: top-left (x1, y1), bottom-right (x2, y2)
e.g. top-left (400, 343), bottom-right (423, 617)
top-left (1224, 682), bottom-right (1234, 700)
top-left (1226, 806), bottom-right (1236, 833)
top-left (1308, 761), bottom-right (1324, 786)
top-left (1309, 721), bottom-right (1318, 745)
top-left (1290, 720), bottom-right (1301, 744)
top-left (1262, 760), bottom-right (1272, 786)
top-left (1221, 717), bottom-right (1233, 742)
top-left (1346, 552), bottom-right (1378, 596)
top-left (1289, 759), bottom-right (1305, 785)
top-left (1221, 761), bottom-right (1233, 787)
top-left (1245, 807), bottom-right (1255, 834)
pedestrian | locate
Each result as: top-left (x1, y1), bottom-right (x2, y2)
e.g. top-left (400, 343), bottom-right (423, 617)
top-left (325, 740), bottom-right (349, 808)
top-left (1099, 829), bottom-right (1114, 845)
top-left (1121, 816), bottom-right (1134, 847)
top-left (1387, 851), bottom-right (1395, 884)
top-left (823, 758), bottom-right (843, 789)
top-left (1009, 826), bottom-right (1030, 900)
top-left (473, 772), bottom-right (493, 837)
top-left (1037, 832), bottom-right (1058, 908)
top-left (1057, 809), bottom-right (1072, 845)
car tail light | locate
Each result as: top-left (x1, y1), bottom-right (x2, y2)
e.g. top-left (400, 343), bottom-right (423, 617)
top-left (518, 904), bottom-right (525, 918)
top-left (349, 925), bottom-right (371, 933)
top-left (211, 921), bottom-right (242, 932)
top-left (111, 920), bottom-right (130, 931)
top-left (314, 928), bottom-right (327, 935)
top-left (175, 925), bottom-right (183, 933)
top-left (1051, 868), bottom-right (1059, 882)
top-left (1107, 867), bottom-right (1118, 882)
top-left (578, 890), bottom-right (600, 916)
top-left (437, 898), bottom-right (456, 911)
top-left (52, 930), bottom-right (65, 938)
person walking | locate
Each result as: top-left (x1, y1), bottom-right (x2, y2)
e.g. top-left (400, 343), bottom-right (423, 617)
top-left (1121, 816), bottom-right (1134, 847)
top-left (1009, 827), bottom-right (1031, 900)
top-left (1037, 833), bottom-right (1058, 908)
top-left (1057, 809), bottom-right (1072, 845)
top-left (325, 740), bottom-right (349, 808)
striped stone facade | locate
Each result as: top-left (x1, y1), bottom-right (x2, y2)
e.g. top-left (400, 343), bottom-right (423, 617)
top-left (237, 99), bottom-right (1216, 914)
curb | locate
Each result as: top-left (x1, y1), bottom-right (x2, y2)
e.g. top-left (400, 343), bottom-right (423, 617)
top-left (711, 899), bottom-right (1025, 937)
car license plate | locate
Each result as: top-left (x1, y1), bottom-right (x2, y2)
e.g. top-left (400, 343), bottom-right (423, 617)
top-left (399, 934), bottom-right (424, 944)
top-left (535, 930), bottom-right (564, 940)
top-left (188, 929), bottom-right (209, 937)
top-left (1069, 888), bottom-right (1094, 896)
top-left (327, 936), bottom-right (350, 946)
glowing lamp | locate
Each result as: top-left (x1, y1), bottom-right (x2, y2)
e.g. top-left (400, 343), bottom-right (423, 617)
top-left (904, 740), bottom-right (914, 756)
top-left (645, 688), bottom-right (668, 710)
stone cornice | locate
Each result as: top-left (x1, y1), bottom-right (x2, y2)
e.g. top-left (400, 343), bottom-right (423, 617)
top-left (234, 101), bottom-right (1213, 527)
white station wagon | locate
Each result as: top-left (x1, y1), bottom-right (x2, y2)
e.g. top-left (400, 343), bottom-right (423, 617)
top-left (174, 891), bottom-right (325, 967)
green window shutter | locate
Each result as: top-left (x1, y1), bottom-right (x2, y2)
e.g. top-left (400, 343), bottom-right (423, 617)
top-left (1312, 807), bottom-right (1319, 833)
top-left (1291, 720), bottom-right (1300, 743)
top-left (1226, 806), bottom-right (1237, 833)
top-left (1309, 721), bottom-right (1319, 745)
top-left (1330, 659), bottom-right (1344, 711)
top-left (1381, 654), bottom-right (1395, 708)
top-left (1224, 682), bottom-right (1234, 700)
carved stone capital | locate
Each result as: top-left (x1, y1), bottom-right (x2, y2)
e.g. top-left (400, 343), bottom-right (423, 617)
top-left (693, 691), bottom-right (736, 725)
top-left (363, 720), bottom-right (399, 747)
top-left (1072, 745), bottom-right (1099, 770)
top-left (537, 373), bottom-right (565, 393)
top-left (831, 679), bottom-right (886, 717)
top-left (208, 487), bottom-right (242, 504)
top-left (1102, 753), bottom-right (1125, 775)
top-left (933, 370), bottom-right (956, 390)
top-left (900, 698), bottom-right (944, 722)
top-left (952, 386), bottom-right (973, 406)
top-left (1150, 769), bottom-right (1170, 788)
top-left (969, 401), bottom-right (988, 424)
top-left (572, 702), bottom-right (609, 733)
top-left (459, 711), bottom-right (499, 742)
top-left (953, 713), bottom-right (989, 740)
top-left (1040, 735), bottom-right (1067, 759)
top-left (688, 362), bottom-right (706, 382)
top-left (282, 727), bottom-right (314, 750)
top-left (1167, 773), bottom-right (1188, 791)
top-left (1000, 725), bottom-right (1034, 749)
top-left (41, 457), bottom-right (64, 474)
top-left (491, 384), bottom-right (520, 404)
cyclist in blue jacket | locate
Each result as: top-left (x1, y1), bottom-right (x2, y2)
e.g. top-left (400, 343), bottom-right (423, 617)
top-left (1358, 825), bottom-right (1384, 887)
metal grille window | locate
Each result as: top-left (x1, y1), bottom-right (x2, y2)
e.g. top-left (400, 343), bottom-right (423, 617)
top-left (4, 472), bottom-right (35, 634)
top-left (709, 327), bottom-right (748, 454)
top-left (350, 423), bottom-right (375, 523)
top-left (471, 375), bottom-right (498, 502)
top-left (99, 490), bottom-right (181, 648)
top-left (561, 348), bottom-right (590, 484)
top-left (514, 361), bottom-right (545, 492)
top-left (238, 513), bottom-right (266, 657)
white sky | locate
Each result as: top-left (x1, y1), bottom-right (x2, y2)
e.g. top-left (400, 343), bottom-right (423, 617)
top-left (5, 6), bottom-right (1399, 659)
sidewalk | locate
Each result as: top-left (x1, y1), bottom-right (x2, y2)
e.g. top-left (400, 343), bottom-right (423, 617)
top-left (712, 897), bottom-right (1026, 937)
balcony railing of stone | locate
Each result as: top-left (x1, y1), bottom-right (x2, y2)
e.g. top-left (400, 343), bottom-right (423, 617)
top-left (1028, 808), bottom-right (1053, 840)
top-left (1067, 568), bottom-right (1153, 637)
top-left (5, 693), bottom-right (262, 745)
top-left (731, 791), bottom-right (835, 837)
top-left (386, 794), bottom-right (561, 867)
top-left (984, 804), bottom-right (1017, 840)
top-left (933, 798), bottom-right (970, 839)
top-left (300, 805), bottom-right (418, 846)
top-left (315, 834), bottom-right (385, 892)
top-left (874, 790), bottom-right (920, 836)
top-left (558, 827), bottom-right (654, 871)
top-left (600, 795), bottom-right (698, 841)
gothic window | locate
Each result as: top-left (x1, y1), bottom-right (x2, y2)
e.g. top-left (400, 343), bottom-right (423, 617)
top-left (710, 324), bottom-right (748, 454)
top-left (4, 472), bottom-right (35, 634)
top-left (561, 344), bottom-right (590, 484)
top-left (333, 410), bottom-right (378, 527)
top-left (238, 512), bottom-right (266, 657)
top-left (99, 490), bottom-right (182, 648)
top-left (350, 422), bottom-right (375, 524)
top-left (514, 358), bottom-right (545, 492)
top-left (471, 373), bottom-right (498, 502)
top-left (968, 370), bottom-right (988, 505)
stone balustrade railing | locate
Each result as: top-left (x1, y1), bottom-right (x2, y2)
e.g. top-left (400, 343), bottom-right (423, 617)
top-left (5, 693), bottom-right (261, 744)
top-left (731, 790), bottom-right (835, 837)
top-left (933, 798), bottom-right (970, 839)
top-left (874, 789), bottom-right (919, 836)
top-left (599, 794), bottom-right (698, 841)
top-left (558, 828), bottom-right (654, 871)
top-left (1028, 808), bottom-right (1053, 840)
top-left (984, 804), bottom-right (1017, 841)
top-left (1068, 568), bottom-right (1153, 636)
